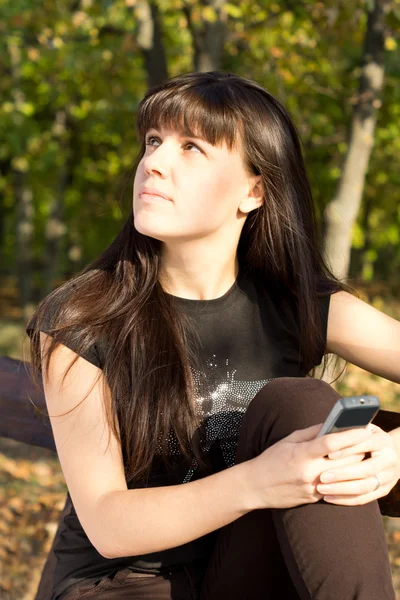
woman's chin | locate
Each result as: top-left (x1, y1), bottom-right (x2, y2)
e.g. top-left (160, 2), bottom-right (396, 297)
top-left (133, 219), bottom-right (167, 241)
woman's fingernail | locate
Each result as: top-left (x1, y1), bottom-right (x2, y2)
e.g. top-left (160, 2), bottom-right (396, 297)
top-left (328, 451), bottom-right (341, 459)
top-left (324, 496), bottom-right (335, 502)
top-left (321, 472), bottom-right (335, 483)
top-left (318, 485), bottom-right (332, 492)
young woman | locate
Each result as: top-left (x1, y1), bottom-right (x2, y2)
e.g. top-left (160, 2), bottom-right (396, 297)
top-left (27, 71), bottom-right (400, 600)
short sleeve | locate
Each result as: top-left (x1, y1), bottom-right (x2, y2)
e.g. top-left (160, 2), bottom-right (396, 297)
top-left (26, 299), bottom-right (103, 370)
top-left (319, 293), bottom-right (331, 344)
top-left (314, 293), bottom-right (331, 367)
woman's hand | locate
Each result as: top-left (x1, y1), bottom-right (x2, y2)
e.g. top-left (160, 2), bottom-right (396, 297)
top-left (245, 424), bottom-right (373, 510)
top-left (316, 424), bottom-right (400, 505)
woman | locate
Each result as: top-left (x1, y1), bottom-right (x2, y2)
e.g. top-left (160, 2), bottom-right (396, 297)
top-left (26, 71), bottom-right (400, 600)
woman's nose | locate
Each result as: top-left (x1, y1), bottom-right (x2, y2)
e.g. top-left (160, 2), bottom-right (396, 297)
top-left (143, 145), bottom-right (171, 178)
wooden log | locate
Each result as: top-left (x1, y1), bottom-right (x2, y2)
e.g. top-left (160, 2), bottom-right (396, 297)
top-left (0, 356), bottom-right (56, 451)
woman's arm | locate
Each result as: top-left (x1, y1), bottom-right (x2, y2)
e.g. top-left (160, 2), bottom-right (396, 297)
top-left (96, 462), bottom-right (254, 558)
top-left (39, 332), bottom-right (258, 559)
top-left (326, 291), bottom-right (400, 384)
top-left (325, 291), bottom-right (400, 507)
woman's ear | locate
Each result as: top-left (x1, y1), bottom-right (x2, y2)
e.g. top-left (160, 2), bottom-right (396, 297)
top-left (239, 177), bottom-right (264, 214)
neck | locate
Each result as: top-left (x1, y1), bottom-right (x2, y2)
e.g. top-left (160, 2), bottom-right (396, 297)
top-left (159, 240), bottom-right (239, 301)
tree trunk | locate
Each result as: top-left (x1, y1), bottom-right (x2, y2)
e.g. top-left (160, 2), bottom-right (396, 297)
top-left (14, 169), bottom-right (35, 321)
top-left (8, 36), bottom-right (36, 320)
top-left (321, 0), bottom-right (388, 385)
top-left (322, 0), bottom-right (387, 281)
top-left (64, 227), bottom-right (83, 280)
top-left (184, 0), bottom-right (227, 72)
top-left (42, 110), bottom-right (69, 297)
top-left (135, 0), bottom-right (168, 88)
top-left (0, 161), bottom-right (9, 256)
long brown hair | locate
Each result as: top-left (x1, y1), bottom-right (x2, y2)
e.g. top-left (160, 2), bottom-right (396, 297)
top-left (26, 71), bottom-right (359, 484)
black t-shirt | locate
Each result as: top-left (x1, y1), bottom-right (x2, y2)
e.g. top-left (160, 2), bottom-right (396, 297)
top-left (27, 269), bottom-right (331, 600)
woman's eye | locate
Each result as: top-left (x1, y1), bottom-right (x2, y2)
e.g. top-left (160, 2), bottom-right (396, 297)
top-left (184, 142), bottom-right (201, 153)
top-left (145, 136), bottom-right (160, 147)
top-left (144, 136), bottom-right (202, 153)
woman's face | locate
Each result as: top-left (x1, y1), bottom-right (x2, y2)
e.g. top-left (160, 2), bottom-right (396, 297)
top-left (133, 125), bottom-right (262, 243)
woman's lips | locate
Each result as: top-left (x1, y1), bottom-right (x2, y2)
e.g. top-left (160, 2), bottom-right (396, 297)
top-left (139, 192), bottom-right (170, 202)
top-left (139, 187), bottom-right (172, 202)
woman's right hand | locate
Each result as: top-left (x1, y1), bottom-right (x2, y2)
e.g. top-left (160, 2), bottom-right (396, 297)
top-left (245, 423), bottom-right (373, 510)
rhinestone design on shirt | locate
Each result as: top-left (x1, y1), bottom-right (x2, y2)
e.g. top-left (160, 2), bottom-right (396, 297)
top-left (158, 354), bottom-right (272, 483)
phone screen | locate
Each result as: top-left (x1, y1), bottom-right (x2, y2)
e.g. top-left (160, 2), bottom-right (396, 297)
top-left (334, 407), bottom-right (378, 429)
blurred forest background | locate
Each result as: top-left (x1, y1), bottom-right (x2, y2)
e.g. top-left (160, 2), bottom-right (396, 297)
top-left (0, 0), bottom-right (400, 598)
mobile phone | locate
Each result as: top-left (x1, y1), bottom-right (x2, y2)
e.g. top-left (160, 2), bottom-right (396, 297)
top-left (316, 395), bottom-right (380, 438)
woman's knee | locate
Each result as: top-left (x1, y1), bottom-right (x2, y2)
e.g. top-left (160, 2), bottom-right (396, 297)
top-left (237, 377), bottom-right (342, 459)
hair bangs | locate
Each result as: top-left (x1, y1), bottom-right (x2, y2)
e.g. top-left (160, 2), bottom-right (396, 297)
top-left (136, 83), bottom-right (241, 150)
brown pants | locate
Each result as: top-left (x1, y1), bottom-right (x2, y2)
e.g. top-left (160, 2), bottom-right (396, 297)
top-left (58, 378), bottom-right (396, 600)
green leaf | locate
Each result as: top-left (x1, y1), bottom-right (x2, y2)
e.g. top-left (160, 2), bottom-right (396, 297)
top-left (19, 103), bottom-right (35, 117)
top-left (352, 222), bottom-right (365, 249)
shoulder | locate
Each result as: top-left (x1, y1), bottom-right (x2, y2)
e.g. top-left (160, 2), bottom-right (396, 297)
top-left (26, 283), bottom-right (104, 371)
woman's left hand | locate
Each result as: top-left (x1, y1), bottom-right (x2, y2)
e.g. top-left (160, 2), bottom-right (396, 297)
top-left (316, 424), bottom-right (400, 505)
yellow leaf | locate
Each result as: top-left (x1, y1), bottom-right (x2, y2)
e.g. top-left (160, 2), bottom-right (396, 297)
top-left (55, 22), bottom-right (68, 35)
top-left (271, 46), bottom-right (283, 58)
top-left (280, 68), bottom-right (295, 83)
top-left (102, 50), bottom-right (113, 61)
top-left (72, 11), bottom-right (87, 27)
top-left (27, 48), bottom-right (40, 61)
top-left (223, 3), bottom-right (242, 18)
top-left (8, 496), bottom-right (24, 515)
top-left (20, 102), bottom-right (35, 116)
top-left (11, 157), bottom-right (29, 172)
top-left (352, 222), bottom-right (364, 249)
top-left (53, 36), bottom-right (64, 48)
top-left (202, 6), bottom-right (217, 22)
top-left (385, 37), bottom-right (397, 51)
top-left (281, 11), bottom-right (294, 28)
top-left (2, 102), bottom-right (14, 113)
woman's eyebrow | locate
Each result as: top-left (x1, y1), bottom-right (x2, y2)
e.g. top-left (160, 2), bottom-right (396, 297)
top-left (146, 127), bottom-right (210, 143)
